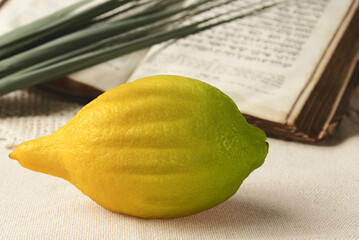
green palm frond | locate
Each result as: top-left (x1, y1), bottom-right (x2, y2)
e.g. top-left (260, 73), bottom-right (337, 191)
top-left (0, 0), bottom-right (282, 96)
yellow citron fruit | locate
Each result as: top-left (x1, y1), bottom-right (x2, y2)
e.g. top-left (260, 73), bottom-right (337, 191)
top-left (10, 75), bottom-right (268, 219)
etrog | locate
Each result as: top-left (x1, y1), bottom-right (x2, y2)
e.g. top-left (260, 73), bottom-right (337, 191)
top-left (10, 75), bottom-right (268, 218)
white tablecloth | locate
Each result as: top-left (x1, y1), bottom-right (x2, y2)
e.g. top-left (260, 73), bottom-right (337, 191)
top-left (1, 87), bottom-right (358, 239)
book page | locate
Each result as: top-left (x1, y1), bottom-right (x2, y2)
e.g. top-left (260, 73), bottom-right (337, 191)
top-left (0, 0), bottom-right (147, 90)
top-left (128, 0), bottom-right (354, 123)
top-left (287, 0), bottom-right (359, 125)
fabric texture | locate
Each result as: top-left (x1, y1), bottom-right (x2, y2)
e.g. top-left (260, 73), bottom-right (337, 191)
top-left (0, 87), bottom-right (359, 240)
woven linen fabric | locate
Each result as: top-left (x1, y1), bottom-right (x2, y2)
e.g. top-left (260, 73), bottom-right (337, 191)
top-left (0, 87), bottom-right (359, 240)
top-left (0, 88), bottom-right (83, 149)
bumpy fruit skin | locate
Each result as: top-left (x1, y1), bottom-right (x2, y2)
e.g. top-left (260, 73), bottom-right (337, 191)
top-left (10, 75), bottom-right (268, 219)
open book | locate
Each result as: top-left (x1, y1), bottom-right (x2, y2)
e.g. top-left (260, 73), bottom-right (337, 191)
top-left (1, 0), bottom-right (358, 143)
